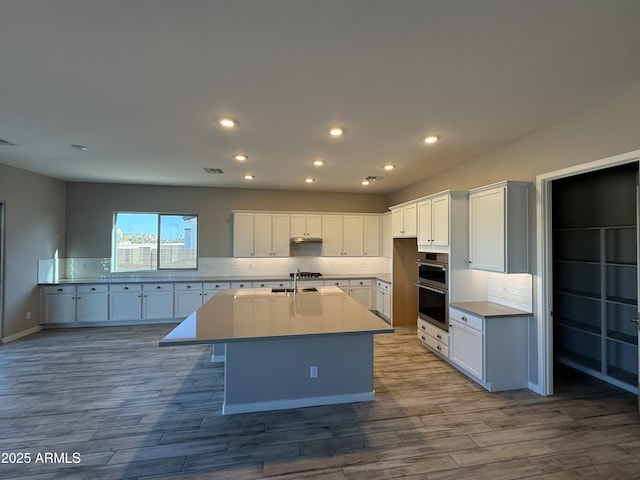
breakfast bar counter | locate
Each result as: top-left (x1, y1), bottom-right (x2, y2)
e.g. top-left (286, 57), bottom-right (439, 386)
top-left (160, 286), bottom-right (394, 414)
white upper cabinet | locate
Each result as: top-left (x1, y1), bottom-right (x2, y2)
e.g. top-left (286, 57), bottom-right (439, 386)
top-left (363, 215), bottom-right (380, 257)
top-left (391, 201), bottom-right (417, 237)
top-left (418, 193), bottom-right (450, 247)
top-left (290, 213), bottom-right (323, 239)
top-left (234, 212), bottom-right (290, 257)
top-left (322, 215), bottom-right (364, 256)
top-left (380, 213), bottom-right (392, 258)
top-left (468, 181), bottom-right (531, 273)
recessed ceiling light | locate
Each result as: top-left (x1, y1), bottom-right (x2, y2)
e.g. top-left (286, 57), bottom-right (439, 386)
top-left (328, 127), bottom-right (345, 137)
top-left (361, 180), bottom-right (370, 186)
top-left (218, 117), bottom-right (238, 128)
top-left (70, 144), bottom-right (88, 151)
top-left (313, 160), bottom-right (324, 166)
top-left (384, 164), bottom-right (396, 171)
top-left (243, 174), bottom-right (254, 180)
top-left (305, 177), bottom-right (315, 183)
top-left (234, 154), bottom-right (248, 161)
top-left (423, 135), bottom-right (439, 144)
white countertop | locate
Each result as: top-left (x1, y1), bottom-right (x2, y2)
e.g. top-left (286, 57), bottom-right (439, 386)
top-left (160, 286), bottom-right (394, 346)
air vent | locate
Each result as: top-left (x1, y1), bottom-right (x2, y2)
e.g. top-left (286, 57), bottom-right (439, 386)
top-left (363, 175), bottom-right (383, 182)
top-left (0, 138), bottom-right (16, 147)
top-left (203, 168), bottom-right (224, 174)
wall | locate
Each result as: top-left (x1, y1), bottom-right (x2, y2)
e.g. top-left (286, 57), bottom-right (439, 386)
top-left (390, 83), bottom-right (640, 204)
top-left (65, 183), bottom-right (390, 258)
top-left (0, 163), bottom-right (66, 339)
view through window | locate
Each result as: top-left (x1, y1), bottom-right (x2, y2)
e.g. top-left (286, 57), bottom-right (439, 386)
top-left (112, 213), bottom-right (198, 271)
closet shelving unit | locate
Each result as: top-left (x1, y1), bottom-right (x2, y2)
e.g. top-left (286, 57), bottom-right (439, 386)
top-left (552, 164), bottom-right (638, 393)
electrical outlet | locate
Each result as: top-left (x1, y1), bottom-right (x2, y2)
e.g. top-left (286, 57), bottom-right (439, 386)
top-left (26, 311), bottom-right (31, 320)
top-left (309, 365), bottom-right (318, 378)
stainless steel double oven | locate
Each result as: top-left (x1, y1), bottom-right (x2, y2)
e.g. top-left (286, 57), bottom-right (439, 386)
top-left (416, 252), bottom-right (448, 331)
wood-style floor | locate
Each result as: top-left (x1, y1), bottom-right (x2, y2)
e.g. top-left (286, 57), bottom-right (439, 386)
top-left (1, 324), bottom-right (639, 479)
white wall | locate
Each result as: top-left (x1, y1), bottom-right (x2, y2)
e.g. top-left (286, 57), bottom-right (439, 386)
top-left (0, 163), bottom-right (66, 340)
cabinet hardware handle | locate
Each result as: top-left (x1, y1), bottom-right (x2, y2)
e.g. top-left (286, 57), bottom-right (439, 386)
top-left (437, 334), bottom-right (441, 339)
top-left (437, 345), bottom-right (441, 351)
top-left (461, 316), bottom-right (468, 322)
top-left (90, 287), bottom-right (96, 291)
top-left (156, 286), bottom-right (162, 289)
top-left (57, 288), bottom-right (63, 292)
top-left (124, 286), bottom-right (129, 290)
top-left (187, 285), bottom-right (192, 289)
top-left (421, 325), bottom-right (425, 330)
top-left (631, 318), bottom-right (639, 324)
top-left (421, 335), bottom-right (425, 340)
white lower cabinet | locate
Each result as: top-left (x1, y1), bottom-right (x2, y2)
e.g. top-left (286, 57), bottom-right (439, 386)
top-left (43, 285), bottom-right (108, 323)
top-left (349, 279), bottom-right (373, 309)
top-left (142, 283), bottom-right (174, 320)
top-left (109, 284), bottom-right (143, 321)
top-left (174, 282), bottom-right (204, 317)
top-left (448, 306), bottom-right (529, 392)
top-left (375, 280), bottom-right (391, 321)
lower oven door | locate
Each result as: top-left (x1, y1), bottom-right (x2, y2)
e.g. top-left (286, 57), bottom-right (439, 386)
top-left (416, 283), bottom-right (448, 330)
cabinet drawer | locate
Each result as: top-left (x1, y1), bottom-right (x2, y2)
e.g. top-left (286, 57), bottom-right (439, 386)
top-left (253, 280), bottom-right (289, 288)
top-left (418, 330), bottom-right (449, 357)
top-left (77, 284), bottom-right (108, 294)
top-left (376, 280), bottom-right (391, 291)
top-left (349, 279), bottom-right (372, 286)
top-left (44, 285), bottom-right (75, 294)
top-left (143, 283), bottom-right (173, 291)
top-left (231, 281), bottom-right (251, 288)
top-left (417, 318), bottom-right (449, 344)
top-left (324, 279), bottom-right (349, 287)
top-left (449, 307), bottom-right (483, 332)
top-left (203, 282), bottom-right (230, 290)
top-left (109, 284), bottom-right (142, 293)
top-left (174, 282), bottom-right (203, 291)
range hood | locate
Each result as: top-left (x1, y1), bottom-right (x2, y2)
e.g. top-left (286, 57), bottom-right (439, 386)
top-left (290, 236), bottom-right (323, 244)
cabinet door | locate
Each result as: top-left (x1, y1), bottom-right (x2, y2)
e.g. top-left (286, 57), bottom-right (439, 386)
top-left (391, 208), bottom-right (404, 237)
top-left (417, 199), bottom-right (433, 245)
top-left (469, 187), bottom-right (505, 272)
top-left (142, 288), bottom-right (174, 320)
top-left (350, 286), bottom-right (372, 309)
top-left (290, 214), bottom-right (307, 237)
top-left (306, 215), bottom-right (323, 237)
top-left (272, 214), bottom-right (291, 256)
top-left (253, 213), bottom-right (273, 257)
top-left (450, 320), bottom-right (484, 380)
top-left (363, 216), bottom-right (380, 256)
top-left (174, 290), bottom-right (203, 317)
top-left (343, 216), bottom-right (364, 256)
top-left (431, 194), bottom-right (450, 246)
top-left (403, 203), bottom-right (417, 237)
top-left (322, 215), bottom-right (344, 256)
top-left (110, 293), bottom-right (142, 321)
top-left (233, 213), bottom-right (255, 257)
top-left (44, 292), bottom-right (76, 323)
top-left (76, 293), bottom-right (108, 322)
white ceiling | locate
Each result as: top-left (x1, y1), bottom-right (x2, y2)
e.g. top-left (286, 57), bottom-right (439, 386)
top-left (1, 0), bottom-right (640, 194)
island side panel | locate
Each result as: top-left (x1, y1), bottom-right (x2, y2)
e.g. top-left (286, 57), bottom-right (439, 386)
top-left (223, 334), bottom-right (374, 414)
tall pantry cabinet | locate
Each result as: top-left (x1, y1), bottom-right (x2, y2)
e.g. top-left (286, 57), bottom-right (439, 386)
top-left (552, 162), bottom-right (639, 393)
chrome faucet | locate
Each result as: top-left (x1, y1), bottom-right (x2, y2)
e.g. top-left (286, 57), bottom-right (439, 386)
top-left (293, 268), bottom-right (301, 292)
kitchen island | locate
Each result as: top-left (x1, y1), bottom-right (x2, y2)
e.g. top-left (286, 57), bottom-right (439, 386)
top-left (160, 286), bottom-right (394, 414)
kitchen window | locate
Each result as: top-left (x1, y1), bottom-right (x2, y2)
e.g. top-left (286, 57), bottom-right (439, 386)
top-left (112, 213), bottom-right (198, 272)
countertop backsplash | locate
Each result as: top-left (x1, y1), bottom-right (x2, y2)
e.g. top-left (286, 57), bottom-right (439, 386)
top-left (38, 256), bottom-right (392, 283)
top-left (487, 272), bottom-right (533, 312)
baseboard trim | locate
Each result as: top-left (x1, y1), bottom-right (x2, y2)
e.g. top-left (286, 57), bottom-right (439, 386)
top-left (222, 391), bottom-right (375, 415)
top-left (1, 325), bottom-right (41, 344)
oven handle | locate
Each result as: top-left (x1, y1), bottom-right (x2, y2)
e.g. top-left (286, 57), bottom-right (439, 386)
top-left (415, 283), bottom-right (447, 294)
top-left (416, 261), bottom-right (447, 270)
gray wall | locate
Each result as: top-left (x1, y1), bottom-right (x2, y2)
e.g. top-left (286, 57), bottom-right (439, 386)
top-left (65, 183), bottom-right (390, 258)
top-left (0, 163), bottom-right (66, 338)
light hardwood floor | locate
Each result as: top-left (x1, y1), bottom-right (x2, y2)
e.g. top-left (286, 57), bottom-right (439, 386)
top-left (0, 324), bottom-right (639, 479)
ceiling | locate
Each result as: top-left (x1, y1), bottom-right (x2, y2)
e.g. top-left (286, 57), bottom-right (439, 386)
top-left (1, 0), bottom-right (640, 194)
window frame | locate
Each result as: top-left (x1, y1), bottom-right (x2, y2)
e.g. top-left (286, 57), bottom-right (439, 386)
top-left (111, 212), bottom-right (199, 272)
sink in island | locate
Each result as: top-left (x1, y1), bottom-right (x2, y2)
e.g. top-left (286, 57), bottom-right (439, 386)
top-left (160, 286), bottom-right (394, 414)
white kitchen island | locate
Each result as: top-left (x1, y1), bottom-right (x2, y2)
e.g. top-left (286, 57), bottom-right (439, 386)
top-left (160, 286), bottom-right (394, 414)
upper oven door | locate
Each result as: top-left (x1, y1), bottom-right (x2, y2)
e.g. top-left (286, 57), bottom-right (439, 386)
top-left (417, 261), bottom-right (447, 287)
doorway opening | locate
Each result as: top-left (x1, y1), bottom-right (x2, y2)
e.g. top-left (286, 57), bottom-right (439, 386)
top-left (551, 162), bottom-right (638, 394)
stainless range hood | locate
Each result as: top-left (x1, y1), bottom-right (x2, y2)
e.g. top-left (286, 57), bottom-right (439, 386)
top-left (290, 236), bottom-right (323, 244)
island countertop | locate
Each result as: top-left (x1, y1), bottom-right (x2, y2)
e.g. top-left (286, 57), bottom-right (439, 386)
top-left (160, 286), bottom-right (394, 346)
